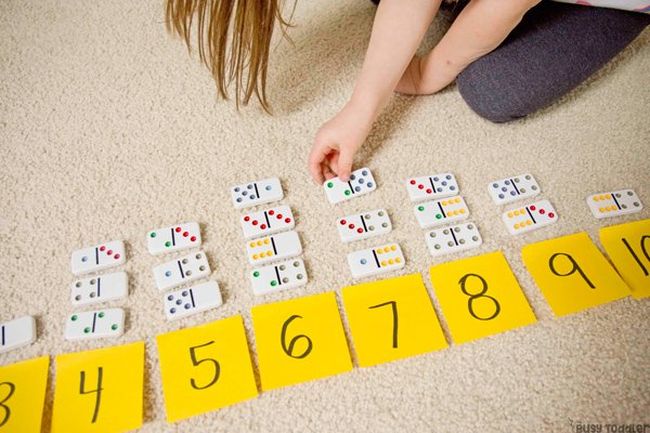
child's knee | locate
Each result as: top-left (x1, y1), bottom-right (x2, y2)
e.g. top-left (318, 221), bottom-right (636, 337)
top-left (456, 70), bottom-right (530, 124)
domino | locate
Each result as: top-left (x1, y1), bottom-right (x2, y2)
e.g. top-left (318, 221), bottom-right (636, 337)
top-left (153, 251), bottom-right (211, 292)
top-left (163, 281), bottom-right (223, 321)
top-left (323, 167), bottom-right (376, 204)
top-left (587, 189), bottom-right (643, 219)
top-left (231, 177), bottom-right (283, 209)
top-left (425, 222), bottom-right (483, 257)
top-left (347, 243), bottom-right (405, 279)
top-left (147, 222), bottom-right (201, 255)
top-left (413, 196), bottom-right (469, 229)
top-left (64, 308), bottom-right (124, 341)
top-left (405, 173), bottom-right (459, 202)
top-left (71, 240), bottom-right (126, 275)
top-left (246, 230), bottom-right (302, 266)
top-left (502, 199), bottom-right (558, 235)
top-left (488, 173), bottom-right (540, 205)
top-left (337, 208), bottom-right (392, 243)
top-left (70, 271), bottom-right (128, 307)
top-left (0, 316), bottom-right (36, 354)
top-left (240, 205), bottom-right (295, 239)
top-left (250, 258), bottom-right (308, 295)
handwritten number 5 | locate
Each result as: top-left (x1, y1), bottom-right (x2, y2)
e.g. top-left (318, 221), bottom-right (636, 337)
top-left (189, 341), bottom-right (221, 390)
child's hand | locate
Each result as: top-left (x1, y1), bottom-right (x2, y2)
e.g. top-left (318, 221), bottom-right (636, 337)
top-left (308, 101), bottom-right (374, 183)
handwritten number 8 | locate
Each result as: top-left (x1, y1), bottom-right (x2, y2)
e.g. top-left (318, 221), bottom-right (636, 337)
top-left (459, 273), bottom-right (501, 321)
top-left (281, 315), bottom-right (313, 359)
top-left (0, 382), bottom-right (15, 427)
top-left (189, 341), bottom-right (220, 390)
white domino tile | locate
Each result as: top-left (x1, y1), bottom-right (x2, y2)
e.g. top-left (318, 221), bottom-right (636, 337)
top-left (153, 251), bottom-right (211, 292)
top-left (163, 281), bottom-right (223, 320)
top-left (347, 243), bottom-right (405, 279)
top-left (71, 240), bottom-right (126, 275)
top-left (0, 316), bottom-right (36, 354)
top-left (246, 230), bottom-right (302, 266)
top-left (323, 167), bottom-right (377, 204)
top-left (147, 222), bottom-right (201, 255)
top-left (502, 199), bottom-right (558, 235)
top-left (488, 173), bottom-right (541, 205)
top-left (587, 189), bottom-right (643, 219)
top-left (405, 173), bottom-right (459, 202)
top-left (425, 222), bottom-right (483, 257)
top-left (250, 258), bottom-right (308, 295)
top-left (70, 271), bottom-right (128, 307)
top-left (231, 177), bottom-right (284, 209)
top-left (64, 308), bottom-right (125, 341)
top-left (413, 196), bottom-right (469, 229)
top-left (240, 205), bottom-right (295, 239)
top-left (336, 209), bottom-right (392, 243)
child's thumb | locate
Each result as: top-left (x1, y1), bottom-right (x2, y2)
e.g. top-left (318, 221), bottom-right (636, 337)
top-left (337, 146), bottom-right (355, 181)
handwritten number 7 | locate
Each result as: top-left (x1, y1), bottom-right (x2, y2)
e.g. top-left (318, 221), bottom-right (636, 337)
top-left (369, 301), bottom-right (398, 348)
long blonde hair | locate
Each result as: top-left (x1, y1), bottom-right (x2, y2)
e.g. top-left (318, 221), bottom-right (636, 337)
top-left (165, 0), bottom-right (292, 111)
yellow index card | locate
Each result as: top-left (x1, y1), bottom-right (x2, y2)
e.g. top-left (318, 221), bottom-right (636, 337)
top-left (600, 219), bottom-right (650, 299)
top-left (0, 356), bottom-right (49, 433)
top-left (522, 232), bottom-right (630, 316)
top-left (51, 342), bottom-right (144, 433)
top-left (251, 292), bottom-right (352, 391)
top-left (156, 315), bottom-right (258, 423)
top-left (341, 273), bottom-right (448, 367)
top-left (429, 251), bottom-right (537, 344)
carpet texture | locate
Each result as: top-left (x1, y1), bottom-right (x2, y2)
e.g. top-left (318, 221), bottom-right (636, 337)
top-left (1, 1), bottom-right (649, 432)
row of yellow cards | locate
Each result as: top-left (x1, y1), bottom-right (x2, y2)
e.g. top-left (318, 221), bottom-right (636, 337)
top-left (1, 220), bottom-right (647, 432)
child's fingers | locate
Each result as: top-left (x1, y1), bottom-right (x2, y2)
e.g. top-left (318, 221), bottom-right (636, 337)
top-left (308, 143), bottom-right (330, 184)
top-left (336, 145), bottom-right (355, 181)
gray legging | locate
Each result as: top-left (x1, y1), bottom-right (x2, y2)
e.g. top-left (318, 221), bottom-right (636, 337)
top-left (371, 0), bottom-right (650, 123)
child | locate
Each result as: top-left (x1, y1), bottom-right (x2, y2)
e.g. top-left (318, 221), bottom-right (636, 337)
top-left (165, 0), bottom-right (648, 183)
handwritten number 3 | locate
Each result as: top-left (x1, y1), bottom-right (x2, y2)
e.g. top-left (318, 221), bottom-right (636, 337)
top-left (0, 382), bottom-right (15, 427)
top-left (459, 273), bottom-right (501, 321)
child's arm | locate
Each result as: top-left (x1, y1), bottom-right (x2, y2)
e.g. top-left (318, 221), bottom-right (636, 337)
top-left (309, 0), bottom-right (442, 183)
top-left (396, 0), bottom-right (541, 95)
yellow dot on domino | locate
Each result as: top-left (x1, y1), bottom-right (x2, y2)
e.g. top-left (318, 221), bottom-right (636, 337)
top-left (381, 260), bottom-right (387, 266)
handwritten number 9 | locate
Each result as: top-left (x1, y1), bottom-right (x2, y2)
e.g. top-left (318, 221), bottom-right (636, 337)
top-left (459, 273), bottom-right (501, 321)
top-left (549, 253), bottom-right (595, 288)
top-left (0, 382), bottom-right (15, 427)
top-left (281, 315), bottom-right (313, 359)
top-left (189, 341), bottom-right (220, 390)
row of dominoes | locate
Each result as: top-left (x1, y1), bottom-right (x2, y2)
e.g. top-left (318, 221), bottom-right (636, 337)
top-left (231, 178), bottom-right (308, 296)
top-left (147, 223), bottom-right (223, 322)
top-left (405, 173), bottom-right (483, 258)
top-left (324, 167), bottom-right (406, 280)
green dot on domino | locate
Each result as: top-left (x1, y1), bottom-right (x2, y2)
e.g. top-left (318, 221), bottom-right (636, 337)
top-left (111, 324), bottom-right (118, 331)
top-left (435, 214), bottom-right (443, 219)
top-left (84, 327), bottom-right (90, 333)
top-left (327, 182), bottom-right (334, 188)
top-left (165, 241), bottom-right (171, 247)
top-left (418, 206), bottom-right (424, 212)
top-left (271, 281), bottom-right (277, 287)
top-left (150, 232), bottom-right (156, 238)
top-left (253, 271), bottom-right (260, 278)
top-left (344, 190), bottom-right (351, 196)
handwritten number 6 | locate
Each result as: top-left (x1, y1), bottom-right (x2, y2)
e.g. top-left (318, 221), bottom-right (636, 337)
top-left (189, 341), bottom-right (220, 390)
top-left (0, 382), bottom-right (16, 427)
top-left (281, 315), bottom-right (313, 359)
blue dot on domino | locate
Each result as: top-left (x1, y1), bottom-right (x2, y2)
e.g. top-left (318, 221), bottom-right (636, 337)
top-left (360, 259), bottom-right (367, 264)
top-left (350, 174), bottom-right (356, 180)
top-left (184, 303), bottom-right (191, 310)
top-left (359, 178), bottom-right (365, 184)
top-left (362, 170), bottom-right (368, 176)
top-left (176, 299), bottom-right (182, 305)
top-left (167, 295), bottom-right (173, 301)
top-left (165, 271), bottom-right (171, 277)
top-left (367, 182), bottom-right (374, 188)
top-left (170, 308), bottom-right (176, 314)
top-left (265, 185), bottom-right (271, 191)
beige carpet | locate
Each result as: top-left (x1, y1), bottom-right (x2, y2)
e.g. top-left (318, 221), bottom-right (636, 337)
top-left (1, 0), bottom-right (649, 432)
